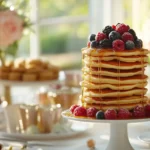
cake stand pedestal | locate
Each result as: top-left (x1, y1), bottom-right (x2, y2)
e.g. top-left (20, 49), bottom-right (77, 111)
top-left (62, 110), bottom-right (150, 150)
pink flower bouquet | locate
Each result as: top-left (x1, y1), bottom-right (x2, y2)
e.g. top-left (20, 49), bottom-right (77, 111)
top-left (0, 10), bottom-right (23, 49)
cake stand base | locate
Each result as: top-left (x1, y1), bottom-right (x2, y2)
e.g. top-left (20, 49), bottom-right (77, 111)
top-left (106, 122), bottom-right (133, 150)
top-left (62, 110), bottom-right (150, 150)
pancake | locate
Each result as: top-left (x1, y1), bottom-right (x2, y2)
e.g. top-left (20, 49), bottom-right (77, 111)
top-left (81, 81), bottom-right (147, 90)
top-left (83, 88), bottom-right (147, 98)
top-left (82, 67), bottom-right (144, 77)
top-left (84, 59), bottom-right (148, 70)
top-left (84, 55), bottom-right (148, 63)
top-left (83, 102), bottom-right (147, 111)
top-left (80, 46), bottom-right (149, 111)
top-left (82, 48), bottom-right (149, 57)
top-left (81, 96), bottom-right (148, 105)
top-left (83, 74), bottom-right (148, 84)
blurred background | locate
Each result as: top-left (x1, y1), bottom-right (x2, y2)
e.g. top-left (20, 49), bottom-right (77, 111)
top-left (6, 0), bottom-right (150, 69)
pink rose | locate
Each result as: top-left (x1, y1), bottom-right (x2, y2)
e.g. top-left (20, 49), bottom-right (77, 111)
top-left (0, 10), bottom-right (23, 49)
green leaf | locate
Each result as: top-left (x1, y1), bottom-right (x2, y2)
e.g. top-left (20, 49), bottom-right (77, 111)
top-left (5, 42), bottom-right (18, 57)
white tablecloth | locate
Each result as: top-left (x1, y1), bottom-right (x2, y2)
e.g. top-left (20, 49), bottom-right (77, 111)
top-left (24, 122), bottom-right (150, 150)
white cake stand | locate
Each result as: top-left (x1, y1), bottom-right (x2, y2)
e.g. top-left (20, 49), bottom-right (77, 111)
top-left (62, 110), bottom-right (150, 150)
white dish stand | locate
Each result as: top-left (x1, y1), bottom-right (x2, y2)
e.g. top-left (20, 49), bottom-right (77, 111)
top-left (62, 110), bottom-right (150, 150)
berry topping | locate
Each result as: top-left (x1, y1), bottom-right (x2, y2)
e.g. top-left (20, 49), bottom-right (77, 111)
top-left (128, 29), bottom-right (137, 40)
top-left (96, 110), bottom-right (105, 119)
top-left (95, 32), bottom-right (107, 42)
top-left (112, 39), bottom-right (125, 51)
top-left (88, 34), bottom-right (96, 42)
top-left (73, 106), bottom-right (87, 117)
top-left (116, 23), bottom-right (129, 35)
top-left (135, 39), bottom-right (143, 48)
top-left (133, 105), bottom-right (145, 118)
top-left (104, 109), bottom-right (117, 119)
top-left (87, 107), bottom-right (98, 117)
top-left (102, 26), bottom-right (114, 36)
top-left (122, 32), bottom-right (134, 42)
top-left (145, 104), bottom-right (150, 117)
top-left (99, 39), bottom-right (112, 48)
top-left (87, 41), bottom-right (90, 48)
top-left (118, 108), bottom-right (131, 119)
top-left (70, 104), bottom-right (79, 114)
top-left (91, 40), bottom-right (98, 48)
top-left (125, 40), bottom-right (135, 50)
top-left (109, 31), bottom-right (121, 41)
top-left (112, 25), bottom-right (116, 30)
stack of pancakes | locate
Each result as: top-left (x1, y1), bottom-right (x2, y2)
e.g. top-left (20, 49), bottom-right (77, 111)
top-left (80, 48), bottom-right (149, 110)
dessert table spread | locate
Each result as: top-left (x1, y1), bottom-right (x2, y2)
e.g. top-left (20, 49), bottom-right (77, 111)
top-left (0, 122), bottom-right (150, 150)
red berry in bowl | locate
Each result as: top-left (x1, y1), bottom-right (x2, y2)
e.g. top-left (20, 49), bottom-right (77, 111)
top-left (112, 40), bottom-right (125, 51)
top-left (105, 109), bottom-right (117, 119)
top-left (133, 105), bottom-right (145, 118)
top-left (73, 106), bottom-right (87, 117)
top-left (95, 32), bottom-right (107, 42)
top-left (87, 41), bottom-right (91, 48)
top-left (122, 32), bottom-right (134, 42)
top-left (116, 23), bottom-right (129, 34)
top-left (70, 104), bottom-right (79, 114)
top-left (87, 107), bottom-right (98, 117)
top-left (118, 108), bottom-right (131, 119)
top-left (145, 104), bottom-right (150, 117)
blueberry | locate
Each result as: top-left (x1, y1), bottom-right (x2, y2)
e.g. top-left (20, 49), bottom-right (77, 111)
top-left (109, 31), bottom-right (121, 41)
top-left (91, 40), bottom-right (98, 48)
top-left (96, 110), bottom-right (105, 119)
top-left (99, 39), bottom-right (112, 48)
top-left (88, 34), bottom-right (96, 42)
top-left (128, 29), bottom-right (137, 40)
top-left (125, 40), bottom-right (135, 50)
top-left (135, 39), bottom-right (143, 48)
top-left (102, 26), bottom-right (114, 36)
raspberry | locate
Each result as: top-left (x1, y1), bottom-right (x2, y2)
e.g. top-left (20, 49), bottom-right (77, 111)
top-left (70, 104), bottom-right (79, 114)
top-left (87, 41), bottom-right (90, 48)
top-left (118, 108), bottom-right (131, 119)
top-left (87, 107), bottom-right (98, 117)
top-left (112, 40), bottom-right (125, 51)
top-left (112, 25), bottom-right (116, 30)
top-left (73, 106), bottom-right (87, 117)
top-left (133, 105), bottom-right (145, 118)
top-left (95, 32), bottom-right (107, 42)
top-left (104, 109), bottom-right (117, 119)
top-left (145, 104), bottom-right (150, 117)
top-left (116, 23), bottom-right (129, 34)
top-left (122, 32), bottom-right (134, 42)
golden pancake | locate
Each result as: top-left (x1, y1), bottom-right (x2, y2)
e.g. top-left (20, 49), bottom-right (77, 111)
top-left (82, 67), bottom-right (144, 77)
top-left (82, 48), bottom-right (149, 57)
top-left (84, 55), bottom-right (148, 63)
top-left (83, 102), bottom-right (147, 111)
top-left (83, 88), bottom-right (147, 98)
top-left (81, 81), bottom-right (147, 90)
top-left (81, 96), bottom-right (148, 105)
top-left (83, 74), bottom-right (147, 85)
top-left (84, 59), bottom-right (148, 70)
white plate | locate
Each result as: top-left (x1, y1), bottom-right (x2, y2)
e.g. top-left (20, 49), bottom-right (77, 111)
top-left (138, 132), bottom-right (150, 144)
top-left (62, 110), bottom-right (150, 124)
top-left (0, 122), bottom-right (88, 141)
